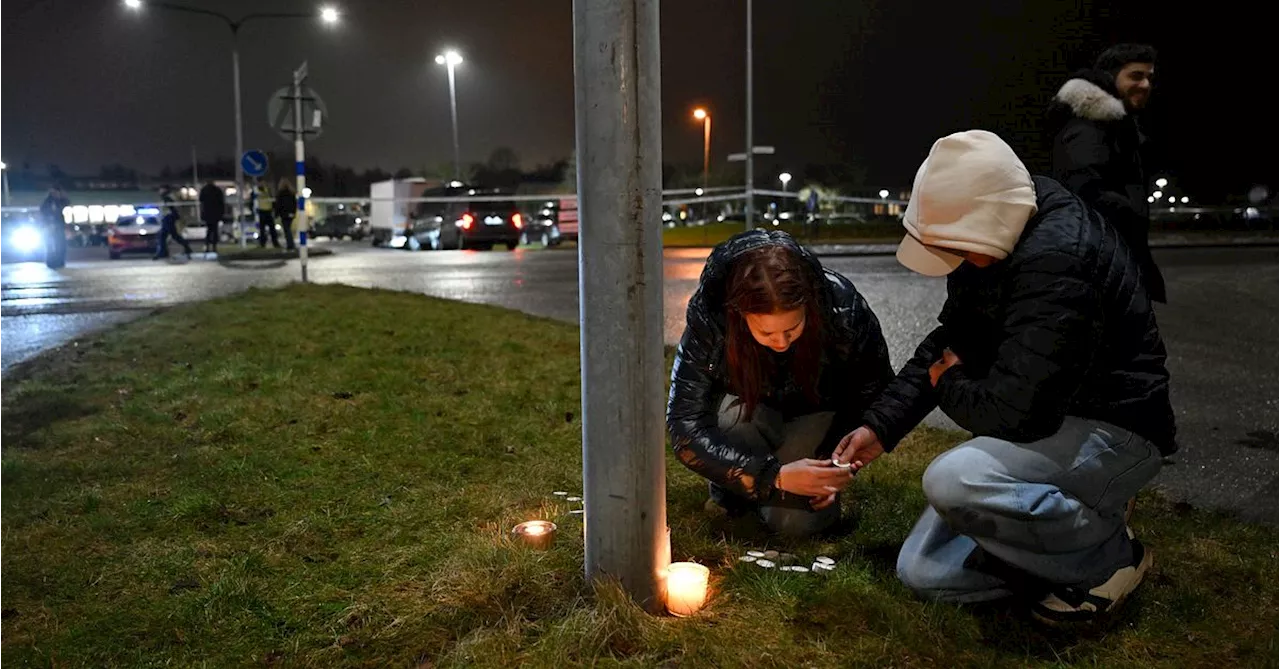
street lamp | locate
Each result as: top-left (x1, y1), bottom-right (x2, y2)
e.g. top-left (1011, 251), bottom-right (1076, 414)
top-left (692, 108), bottom-right (711, 192)
top-left (435, 50), bottom-right (464, 181)
top-left (1155, 177), bottom-right (1169, 189)
top-left (1181, 196), bottom-right (1190, 204)
top-left (123, 1), bottom-right (340, 247)
top-left (778, 172), bottom-right (791, 192)
top-left (878, 189), bottom-right (890, 199)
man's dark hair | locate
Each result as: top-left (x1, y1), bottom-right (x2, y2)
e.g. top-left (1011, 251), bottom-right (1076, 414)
top-left (1095, 43), bottom-right (1158, 76)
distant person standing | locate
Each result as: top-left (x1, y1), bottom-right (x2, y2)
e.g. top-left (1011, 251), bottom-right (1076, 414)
top-left (1050, 43), bottom-right (1165, 303)
top-left (39, 185), bottom-right (70, 268)
top-left (198, 180), bottom-right (225, 255)
top-left (254, 179), bottom-right (279, 248)
top-left (274, 178), bottom-right (297, 251)
top-left (153, 185), bottom-right (193, 260)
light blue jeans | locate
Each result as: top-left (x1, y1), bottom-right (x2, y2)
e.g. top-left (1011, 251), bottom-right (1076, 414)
top-left (713, 396), bottom-right (838, 538)
top-left (896, 417), bottom-right (1162, 603)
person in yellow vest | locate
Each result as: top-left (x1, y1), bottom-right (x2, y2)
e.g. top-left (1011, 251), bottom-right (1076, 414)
top-left (254, 180), bottom-right (280, 248)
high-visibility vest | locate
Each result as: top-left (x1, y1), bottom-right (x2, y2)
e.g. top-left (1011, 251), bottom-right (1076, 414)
top-left (255, 186), bottom-right (274, 212)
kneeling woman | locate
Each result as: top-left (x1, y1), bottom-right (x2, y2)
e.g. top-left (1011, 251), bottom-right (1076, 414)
top-left (668, 229), bottom-right (893, 537)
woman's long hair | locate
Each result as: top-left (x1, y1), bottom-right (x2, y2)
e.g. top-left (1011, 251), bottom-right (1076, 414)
top-left (724, 244), bottom-right (825, 421)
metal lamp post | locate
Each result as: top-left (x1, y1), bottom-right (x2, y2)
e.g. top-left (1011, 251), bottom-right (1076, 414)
top-left (435, 51), bottom-right (464, 181)
top-left (692, 108), bottom-right (711, 191)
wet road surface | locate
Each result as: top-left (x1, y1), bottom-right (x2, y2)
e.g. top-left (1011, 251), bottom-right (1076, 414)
top-left (2, 241), bottom-right (1276, 521)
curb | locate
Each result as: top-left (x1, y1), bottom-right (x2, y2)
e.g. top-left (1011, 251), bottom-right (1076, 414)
top-left (216, 248), bottom-right (335, 262)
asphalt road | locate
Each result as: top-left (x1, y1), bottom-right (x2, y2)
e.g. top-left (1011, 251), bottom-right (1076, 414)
top-left (2, 241), bottom-right (1276, 522)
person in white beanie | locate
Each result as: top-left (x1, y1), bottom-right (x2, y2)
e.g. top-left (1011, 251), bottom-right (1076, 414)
top-left (834, 130), bottom-right (1176, 625)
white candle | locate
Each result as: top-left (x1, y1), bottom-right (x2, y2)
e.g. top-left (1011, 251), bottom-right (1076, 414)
top-left (511, 520), bottom-right (557, 550)
top-left (665, 562), bottom-right (710, 617)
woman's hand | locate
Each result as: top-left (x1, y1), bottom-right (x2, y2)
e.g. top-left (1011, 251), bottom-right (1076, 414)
top-left (776, 459), bottom-right (854, 498)
top-left (833, 426), bottom-right (885, 473)
top-left (928, 348), bottom-right (962, 387)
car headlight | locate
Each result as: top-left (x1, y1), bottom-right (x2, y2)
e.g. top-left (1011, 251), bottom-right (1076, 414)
top-left (11, 225), bottom-right (42, 252)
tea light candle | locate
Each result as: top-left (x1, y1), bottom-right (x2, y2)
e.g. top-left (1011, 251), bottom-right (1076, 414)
top-left (511, 520), bottom-right (557, 550)
top-left (665, 562), bottom-right (710, 617)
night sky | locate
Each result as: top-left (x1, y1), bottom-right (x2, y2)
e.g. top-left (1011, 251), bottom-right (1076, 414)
top-left (3, 0), bottom-right (1275, 199)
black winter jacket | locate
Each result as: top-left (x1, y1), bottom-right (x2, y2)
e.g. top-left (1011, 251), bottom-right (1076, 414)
top-left (863, 177), bottom-right (1176, 456)
top-left (667, 230), bottom-right (894, 502)
top-left (1050, 69), bottom-right (1166, 303)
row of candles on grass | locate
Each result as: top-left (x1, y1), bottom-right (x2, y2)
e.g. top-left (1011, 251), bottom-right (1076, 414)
top-left (510, 491), bottom-right (838, 617)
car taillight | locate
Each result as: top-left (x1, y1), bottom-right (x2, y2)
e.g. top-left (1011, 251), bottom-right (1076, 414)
top-left (512, 213), bottom-right (523, 229)
top-left (460, 213), bottom-right (474, 230)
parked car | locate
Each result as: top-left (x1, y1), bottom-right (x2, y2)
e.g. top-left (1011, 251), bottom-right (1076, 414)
top-left (311, 213), bottom-right (369, 241)
top-left (526, 198), bottom-right (578, 247)
top-left (107, 209), bottom-right (164, 259)
top-left (394, 187), bottom-right (524, 251)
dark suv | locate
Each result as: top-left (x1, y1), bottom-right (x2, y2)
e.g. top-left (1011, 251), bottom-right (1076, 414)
top-left (403, 187), bottom-right (524, 251)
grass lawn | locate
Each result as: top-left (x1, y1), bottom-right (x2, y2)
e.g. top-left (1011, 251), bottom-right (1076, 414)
top-left (2, 284), bottom-right (1275, 668)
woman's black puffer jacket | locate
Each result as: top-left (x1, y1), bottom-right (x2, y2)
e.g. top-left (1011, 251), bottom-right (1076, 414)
top-left (667, 229), bottom-right (893, 502)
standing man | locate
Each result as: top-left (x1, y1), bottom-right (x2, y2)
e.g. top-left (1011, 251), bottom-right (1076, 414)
top-left (198, 180), bottom-right (226, 256)
top-left (254, 179), bottom-right (280, 249)
top-left (1050, 43), bottom-right (1164, 303)
top-left (39, 185), bottom-right (70, 269)
top-left (274, 178), bottom-right (298, 252)
top-left (836, 131), bottom-right (1176, 625)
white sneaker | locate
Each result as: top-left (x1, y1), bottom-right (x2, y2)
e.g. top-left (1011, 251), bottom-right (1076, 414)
top-left (1032, 537), bottom-right (1152, 625)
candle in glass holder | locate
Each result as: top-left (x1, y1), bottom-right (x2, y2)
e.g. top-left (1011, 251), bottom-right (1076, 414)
top-left (511, 520), bottom-right (557, 550)
top-left (665, 562), bottom-right (710, 617)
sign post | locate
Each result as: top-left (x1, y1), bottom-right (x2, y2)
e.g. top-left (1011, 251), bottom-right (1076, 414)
top-left (293, 62), bottom-right (309, 282)
top-left (268, 63), bottom-right (324, 282)
top-left (574, 0), bottom-right (667, 613)
top-left (240, 150), bottom-right (268, 248)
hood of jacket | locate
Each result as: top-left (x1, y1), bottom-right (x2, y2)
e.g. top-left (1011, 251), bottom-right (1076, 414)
top-left (1052, 69), bottom-right (1126, 122)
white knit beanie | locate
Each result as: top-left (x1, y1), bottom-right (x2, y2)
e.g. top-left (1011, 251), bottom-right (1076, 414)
top-left (896, 130), bottom-right (1039, 276)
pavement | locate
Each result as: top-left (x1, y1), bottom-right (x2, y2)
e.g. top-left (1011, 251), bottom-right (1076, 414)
top-left (2, 238), bottom-right (1276, 523)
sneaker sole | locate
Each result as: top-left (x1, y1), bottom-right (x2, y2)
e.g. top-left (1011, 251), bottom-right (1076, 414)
top-left (1031, 545), bottom-right (1153, 627)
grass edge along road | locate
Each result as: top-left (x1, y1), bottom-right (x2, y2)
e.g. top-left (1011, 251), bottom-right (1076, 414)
top-left (2, 284), bottom-right (1275, 668)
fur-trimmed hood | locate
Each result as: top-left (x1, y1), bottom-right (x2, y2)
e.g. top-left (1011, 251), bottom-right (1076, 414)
top-left (1051, 69), bottom-right (1125, 122)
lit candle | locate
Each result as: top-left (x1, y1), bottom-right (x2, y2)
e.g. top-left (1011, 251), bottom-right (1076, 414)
top-left (665, 562), bottom-right (710, 617)
top-left (511, 520), bottom-right (557, 550)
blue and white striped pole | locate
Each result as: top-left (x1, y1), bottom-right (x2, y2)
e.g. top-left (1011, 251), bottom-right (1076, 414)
top-left (293, 61), bottom-right (309, 283)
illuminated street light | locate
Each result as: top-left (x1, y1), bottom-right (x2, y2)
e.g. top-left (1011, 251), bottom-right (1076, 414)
top-left (320, 6), bottom-right (340, 23)
top-left (435, 50), bottom-right (465, 179)
top-left (692, 108), bottom-right (711, 191)
top-left (878, 189), bottom-right (890, 199)
top-left (1180, 196), bottom-right (1190, 204)
top-left (435, 50), bottom-right (463, 66)
top-left (778, 172), bottom-right (792, 191)
top-left (1152, 190), bottom-right (1163, 199)
top-left (1155, 177), bottom-right (1168, 189)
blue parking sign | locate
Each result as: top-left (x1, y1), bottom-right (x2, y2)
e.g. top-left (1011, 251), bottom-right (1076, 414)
top-left (241, 150), bottom-right (268, 177)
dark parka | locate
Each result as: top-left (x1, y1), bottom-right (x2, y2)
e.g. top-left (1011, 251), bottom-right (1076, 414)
top-left (1050, 69), bottom-right (1166, 303)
